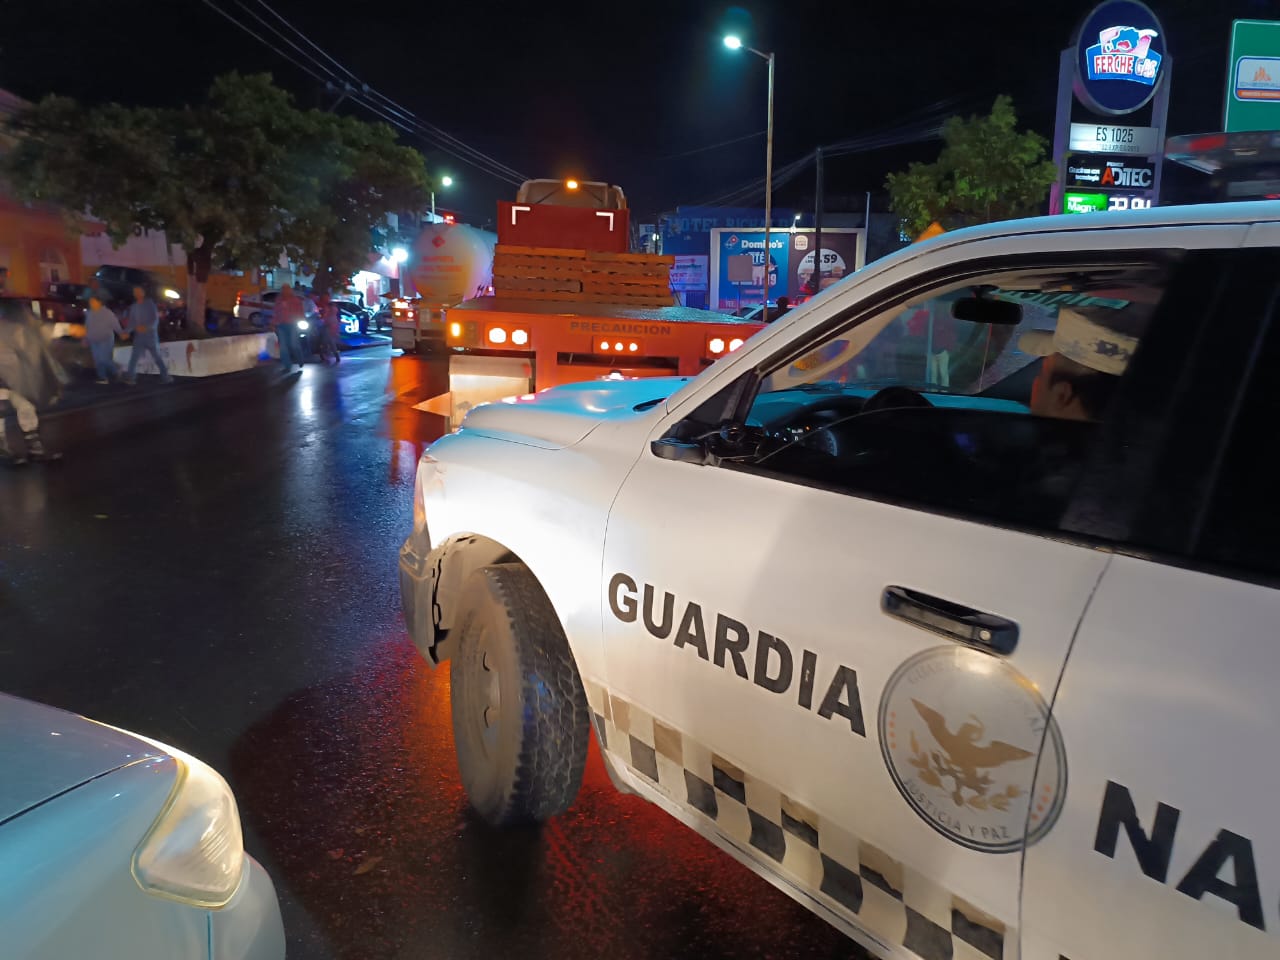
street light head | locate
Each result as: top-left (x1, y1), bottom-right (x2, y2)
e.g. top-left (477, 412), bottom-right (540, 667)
top-left (440, 175), bottom-right (453, 187)
top-left (723, 34), bottom-right (743, 50)
top-left (392, 247), bottom-right (409, 264)
top-left (565, 179), bottom-right (580, 190)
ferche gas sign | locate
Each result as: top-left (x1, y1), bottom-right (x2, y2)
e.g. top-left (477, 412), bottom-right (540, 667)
top-left (1075, 1), bottom-right (1168, 115)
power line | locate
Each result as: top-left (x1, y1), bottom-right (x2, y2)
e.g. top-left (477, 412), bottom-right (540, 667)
top-left (198, 0), bottom-right (329, 86)
top-left (203, 0), bottom-right (528, 186)
top-left (656, 129), bottom-right (766, 161)
top-left (689, 105), bottom-right (961, 208)
top-left (231, 0), bottom-right (523, 183)
top-left (247, 0), bottom-right (361, 84)
top-left (244, 0), bottom-right (528, 182)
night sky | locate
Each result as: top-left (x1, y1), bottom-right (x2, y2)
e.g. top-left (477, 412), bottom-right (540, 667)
top-left (5, 0), bottom-right (1280, 223)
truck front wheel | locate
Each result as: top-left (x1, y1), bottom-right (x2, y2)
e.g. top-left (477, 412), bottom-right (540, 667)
top-left (449, 564), bottom-right (590, 825)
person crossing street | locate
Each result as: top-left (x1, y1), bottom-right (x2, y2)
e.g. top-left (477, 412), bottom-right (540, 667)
top-left (123, 286), bottom-right (172, 385)
top-left (271, 284), bottom-right (305, 373)
top-left (84, 293), bottom-right (127, 384)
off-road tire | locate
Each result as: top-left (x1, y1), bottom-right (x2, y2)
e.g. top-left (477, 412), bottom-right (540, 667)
top-left (450, 564), bottom-right (590, 825)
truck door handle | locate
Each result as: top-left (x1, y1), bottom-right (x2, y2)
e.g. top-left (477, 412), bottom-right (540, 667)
top-left (881, 586), bottom-right (1018, 655)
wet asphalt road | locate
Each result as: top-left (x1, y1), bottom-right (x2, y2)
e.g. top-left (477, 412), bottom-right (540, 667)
top-left (0, 350), bottom-right (861, 960)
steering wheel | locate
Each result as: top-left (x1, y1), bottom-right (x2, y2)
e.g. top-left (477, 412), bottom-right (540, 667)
top-left (860, 385), bottom-right (933, 415)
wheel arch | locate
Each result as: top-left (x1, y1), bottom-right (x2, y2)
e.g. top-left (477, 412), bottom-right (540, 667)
top-left (430, 533), bottom-right (564, 666)
top-left (431, 532), bottom-right (633, 796)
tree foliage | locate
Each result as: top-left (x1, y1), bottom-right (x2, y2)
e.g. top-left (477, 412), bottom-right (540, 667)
top-left (3, 73), bottom-right (430, 327)
top-left (886, 96), bottom-right (1056, 238)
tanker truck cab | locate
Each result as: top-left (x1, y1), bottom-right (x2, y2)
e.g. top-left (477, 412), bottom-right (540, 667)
top-left (401, 201), bottom-right (1280, 959)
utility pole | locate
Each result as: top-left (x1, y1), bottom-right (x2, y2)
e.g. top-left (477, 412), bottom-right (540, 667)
top-left (762, 51), bottom-right (775, 322)
top-left (811, 146), bottom-right (824, 297)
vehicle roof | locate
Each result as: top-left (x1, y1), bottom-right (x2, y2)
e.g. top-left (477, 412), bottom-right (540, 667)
top-left (451, 295), bottom-right (759, 325)
top-left (900, 201), bottom-right (1280, 255)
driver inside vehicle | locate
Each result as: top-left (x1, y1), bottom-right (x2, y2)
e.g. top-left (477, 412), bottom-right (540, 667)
top-left (1021, 305), bottom-right (1143, 421)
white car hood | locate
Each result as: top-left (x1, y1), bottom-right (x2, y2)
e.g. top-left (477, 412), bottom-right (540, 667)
top-left (0, 694), bottom-right (165, 824)
top-left (460, 376), bottom-right (688, 448)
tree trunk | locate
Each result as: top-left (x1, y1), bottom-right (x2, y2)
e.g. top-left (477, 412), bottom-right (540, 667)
top-left (185, 242), bottom-right (214, 337)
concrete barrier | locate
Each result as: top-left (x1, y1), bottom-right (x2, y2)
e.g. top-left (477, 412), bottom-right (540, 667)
top-left (114, 332), bottom-right (277, 378)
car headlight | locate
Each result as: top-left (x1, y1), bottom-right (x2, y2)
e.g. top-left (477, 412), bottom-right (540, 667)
top-left (132, 748), bottom-right (245, 908)
top-left (413, 466), bottom-right (427, 532)
top-left (163, 288), bottom-right (182, 300)
top-left (297, 320), bottom-right (310, 331)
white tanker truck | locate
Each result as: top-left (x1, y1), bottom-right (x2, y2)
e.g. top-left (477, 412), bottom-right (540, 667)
top-left (391, 222), bottom-right (497, 354)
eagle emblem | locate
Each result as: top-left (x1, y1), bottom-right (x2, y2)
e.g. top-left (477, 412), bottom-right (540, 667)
top-left (908, 699), bottom-right (1034, 810)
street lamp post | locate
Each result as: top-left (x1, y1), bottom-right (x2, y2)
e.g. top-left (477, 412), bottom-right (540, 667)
top-left (724, 35), bottom-right (775, 321)
top-left (430, 175), bottom-right (455, 222)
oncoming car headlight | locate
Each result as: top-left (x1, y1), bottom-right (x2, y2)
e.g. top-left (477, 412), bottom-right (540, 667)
top-left (132, 748), bottom-right (245, 908)
top-left (297, 320), bottom-right (310, 331)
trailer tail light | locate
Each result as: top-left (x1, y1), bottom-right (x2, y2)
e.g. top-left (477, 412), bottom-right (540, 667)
top-left (488, 326), bottom-right (508, 344)
top-left (448, 320), bottom-right (481, 346)
top-left (511, 328), bottom-right (529, 346)
top-left (600, 339), bottom-right (642, 353)
top-left (707, 336), bottom-right (746, 358)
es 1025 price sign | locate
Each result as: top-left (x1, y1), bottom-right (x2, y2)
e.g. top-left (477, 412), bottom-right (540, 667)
top-left (1069, 122), bottom-right (1161, 155)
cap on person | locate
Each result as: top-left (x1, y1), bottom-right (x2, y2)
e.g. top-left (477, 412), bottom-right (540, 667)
top-left (1020, 305), bottom-right (1144, 420)
top-left (1019, 305), bottom-right (1141, 375)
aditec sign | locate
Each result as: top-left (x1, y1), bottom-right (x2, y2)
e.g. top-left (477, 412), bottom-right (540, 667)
top-left (1075, 0), bottom-right (1168, 116)
top-left (1065, 155), bottom-right (1157, 189)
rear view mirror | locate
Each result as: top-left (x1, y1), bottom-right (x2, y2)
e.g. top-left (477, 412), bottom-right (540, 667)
top-left (952, 296), bottom-right (1022, 326)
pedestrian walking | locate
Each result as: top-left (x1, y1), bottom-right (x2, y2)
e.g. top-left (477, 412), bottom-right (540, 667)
top-left (272, 284), bottom-right (305, 373)
top-left (84, 293), bottom-right (126, 384)
top-left (318, 294), bottom-right (341, 365)
top-left (123, 286), bottom-right (172, 385)
top-left (0, 299), bottom-right (63, 463)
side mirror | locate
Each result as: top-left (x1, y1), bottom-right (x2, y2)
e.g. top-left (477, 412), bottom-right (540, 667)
top-left (951, 296), bottom-right (1022, 326)
top-left (651, 437), bottom-right (709, 464)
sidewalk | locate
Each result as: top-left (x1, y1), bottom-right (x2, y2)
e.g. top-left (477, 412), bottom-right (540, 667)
top-left (3, 330), bottom-right (393, 457)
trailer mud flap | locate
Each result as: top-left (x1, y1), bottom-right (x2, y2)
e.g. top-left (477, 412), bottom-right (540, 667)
top-left (415, 354), bottom-right (534, 429)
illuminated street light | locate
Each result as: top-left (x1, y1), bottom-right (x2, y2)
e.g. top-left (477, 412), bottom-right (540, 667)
top-left (392, 247), bottom-right (409, 263)
top-left (723, 33), bottom-right (775, 322)
top-left (566, 179), bottom-right (580, 190)
top-left (432, 174), bottom-right (453, 221)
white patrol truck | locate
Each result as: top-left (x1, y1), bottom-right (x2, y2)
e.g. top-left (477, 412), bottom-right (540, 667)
top-left (400, 202), bottom-right (1280, 960)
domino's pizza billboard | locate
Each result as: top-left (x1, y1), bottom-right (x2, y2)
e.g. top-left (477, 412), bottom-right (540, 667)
top-left (710, 230), bottom-right (789, 310)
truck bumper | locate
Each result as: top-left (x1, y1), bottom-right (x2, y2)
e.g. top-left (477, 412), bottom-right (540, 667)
top-left (391, 326), bottom-right (446, 353)
top-left (399, 526), bottom-right (440, 666)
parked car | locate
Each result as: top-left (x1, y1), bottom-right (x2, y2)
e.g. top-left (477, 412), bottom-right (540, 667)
top-left (234, 290), bottom-right (319, 328)
top-left (0, 693), bottom-right (285, 959)
top-left (400, 201), bottom-right (1280, 960)
top-left (93, 265), bottom-right (183, 308)
top-left (333, 300), bottom-right (370, 335)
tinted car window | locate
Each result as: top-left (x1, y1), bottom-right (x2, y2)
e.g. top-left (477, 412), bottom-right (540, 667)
top-left (1191, 283), bottom-right (1280, 579)
top-left (735, 259), bottom-right (1173, 536)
